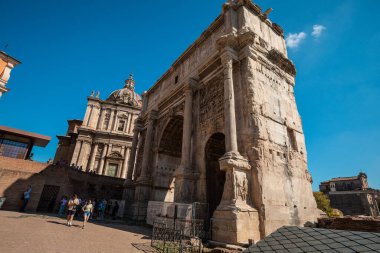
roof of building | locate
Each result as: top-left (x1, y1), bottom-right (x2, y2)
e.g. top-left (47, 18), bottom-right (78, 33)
top-left (0, 51), bottom-right (21, 65)
top-left (106, 74), bottom-right (142, 107)
top-left (321, 177), bottom-right (359, 184)
top-left (0, 125), bottom-right (51, 147)
top-left (245, 226), bottom-right (380, 253)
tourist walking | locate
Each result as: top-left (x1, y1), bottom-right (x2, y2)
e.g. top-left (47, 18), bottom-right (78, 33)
top-left (82, 200), bottom-right (93, 229)
top-left (58, 196), bottom-right (67, 217)
top-left (66, 194), bottom-right (79, 227)
top-left (20, 185), bottom-right (32, 212)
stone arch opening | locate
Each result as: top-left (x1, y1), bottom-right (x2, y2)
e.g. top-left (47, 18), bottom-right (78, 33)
top-left (154, 115), bottom-right (184, 202)
top-left (205, 132), bottom-right (225, 218)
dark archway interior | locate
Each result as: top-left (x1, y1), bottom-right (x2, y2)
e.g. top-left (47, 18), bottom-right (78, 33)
top-left (158, 116), bottom-right (183, 157)
top-left (205, 133), bottom-right (226, 219)
top-left (154, 116), bottom-right (184, 202)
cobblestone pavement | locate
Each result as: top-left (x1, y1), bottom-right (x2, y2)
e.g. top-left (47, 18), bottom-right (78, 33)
top-left (0, 211), bottom-right (154, 253)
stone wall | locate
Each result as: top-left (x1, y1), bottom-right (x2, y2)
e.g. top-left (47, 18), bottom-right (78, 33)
top-left (318, 217), bottom-right (380, 233)
top-left (329, 191), bottom-right (380, 217)
top-left (0, 156), bottom-right (124, 212)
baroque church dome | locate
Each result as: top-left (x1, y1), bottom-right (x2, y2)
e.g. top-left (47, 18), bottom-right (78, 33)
top-left (107, 74), bottom-right (142, 107)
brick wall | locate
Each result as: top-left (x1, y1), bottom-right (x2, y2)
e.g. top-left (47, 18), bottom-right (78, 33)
top-left (0, 156), bottom-right (124, 212)
top-left (0, 156), bottom-right (48, 173)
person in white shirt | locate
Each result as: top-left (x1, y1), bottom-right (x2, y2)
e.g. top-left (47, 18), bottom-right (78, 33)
top-left (66, 194), bottom-right (79, 227)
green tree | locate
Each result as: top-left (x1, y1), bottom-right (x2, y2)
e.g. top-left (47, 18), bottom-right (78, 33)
top-left (313, 192), bottom-right (336, 217)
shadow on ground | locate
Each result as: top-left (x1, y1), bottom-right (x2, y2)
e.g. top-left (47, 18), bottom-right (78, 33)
top-left (4, 211), bottom-right (152, 239)
top-left (132, 243), bottom-right (159, 253)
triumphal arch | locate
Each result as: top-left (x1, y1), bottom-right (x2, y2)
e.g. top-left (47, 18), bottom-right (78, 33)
top-left (124, 0), bottom-right (319, 245)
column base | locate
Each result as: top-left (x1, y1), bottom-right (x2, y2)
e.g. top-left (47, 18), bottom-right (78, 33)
top-left (127, 202), bottom-right (149, 222)
top-left (212, 207), bottom-right (260, 245)
top-left (126, 177), bottom-right (152, 222)
top-left (173, 167), bottom-right (199, 203)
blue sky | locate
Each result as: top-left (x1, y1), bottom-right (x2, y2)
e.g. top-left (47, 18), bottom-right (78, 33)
top-left (1, 0), bottom-right (379, 190)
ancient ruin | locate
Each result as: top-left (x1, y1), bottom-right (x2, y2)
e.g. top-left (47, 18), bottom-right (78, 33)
top-left (123, 0), bottom-right (320, 245)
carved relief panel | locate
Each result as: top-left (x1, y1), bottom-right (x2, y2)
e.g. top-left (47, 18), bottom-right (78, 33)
top-left (199, 74), bottom-right (224, 136)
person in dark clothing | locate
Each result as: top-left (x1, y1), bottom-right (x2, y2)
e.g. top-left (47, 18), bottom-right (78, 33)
top-left (20, 185), bottom-right (32, 212)
top-left (112, 201), bottom-right (119, 219)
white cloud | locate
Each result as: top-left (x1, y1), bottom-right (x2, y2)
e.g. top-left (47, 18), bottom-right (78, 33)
top-left (286, 32), bottom-right (307, 49)
top-left (312, 25), bottom-right (326, 38)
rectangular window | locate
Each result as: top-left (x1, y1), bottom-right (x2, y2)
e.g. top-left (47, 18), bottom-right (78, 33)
top-left (0, 139), bottom-right (29, 159)
top-left (174, 75), bottom-right (179, 84)
top-left (118, 120), bottom-right (125, 132)
top-left (107, 163), bottom-right (118, 177)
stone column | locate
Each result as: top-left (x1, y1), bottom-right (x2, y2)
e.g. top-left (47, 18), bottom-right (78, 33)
top-left (96, 109), bottom-right (105, 130)
top-left (70, 140), bottom-right (82, 165)
top-left (174, 78), bottom-right (198, 202)
top-left (222, 48), bottom-right (239, 153)
top-left (83, 104), bottom-right (92, 127)
top-left (121, 147), bottom-right (130, 179)
top-left (108, 110), bottom-right (115, 131)
top-left (129, 111), bottom-right (157, 222)
top-left (97, 144), bottom-right (107, 174)
top-left (87, 143), bottom-right (98, 172)
top-left (125, 113), bottom-right (132, 133)
top-left (112, 110), bottom-right (118, 131)
top-left (138, 111), bottom-right (157, 181)
top-left (117, 146), bottom-right (125, 178)
top-left (211, 46), bottom-right (260, 245)
top-left (77, 141), bottom-right (91, 171)
top-left (125, 118), bottom-right (142, 182)
top-left (103, 144), bottom-right (112, 175)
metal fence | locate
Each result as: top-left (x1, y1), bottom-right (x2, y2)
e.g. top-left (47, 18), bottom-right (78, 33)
top-left (152, 221), bottom-right (202, 253)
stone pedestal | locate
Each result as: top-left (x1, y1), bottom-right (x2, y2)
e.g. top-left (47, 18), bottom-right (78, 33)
top-left (174, 172), bottom-right (197, 203)
top-left (127, 177), bottom-right (151, 222)
top-left (212, 152), bottom-right (260, 245)
top-left (212, 208), bottom-right (260, 245)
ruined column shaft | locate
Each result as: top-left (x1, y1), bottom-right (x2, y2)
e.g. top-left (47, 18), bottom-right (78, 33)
top-left (222, 49), bottom-right (238, 153)
top-left (179, 86), bottom-right (193, 170)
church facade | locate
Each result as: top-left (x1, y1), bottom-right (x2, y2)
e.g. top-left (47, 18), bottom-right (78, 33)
top-left (54, 75), bottom-right (142, 178)
top-left (124, 0), bottom-right (320, 245)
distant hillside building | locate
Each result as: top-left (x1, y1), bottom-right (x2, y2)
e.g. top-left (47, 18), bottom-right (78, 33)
top-left (0, 51), bottom-right (21, 98)
top-left (320, 173), bottom-right (379, 217)
top-left (54, 75), bottom-right (142, 179)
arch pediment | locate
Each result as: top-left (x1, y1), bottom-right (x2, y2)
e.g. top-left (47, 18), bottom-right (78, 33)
top-left (108, 151), bottom-right (123, 159)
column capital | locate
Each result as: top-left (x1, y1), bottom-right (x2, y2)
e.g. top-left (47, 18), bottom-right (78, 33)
top-left (220, 46), bottom-right (238, 64)
top-left (216, 33), bottom-right (238, 52)
top-left (148, 110), bottom-right (159, 121)
top-left (184, 77), bottom-right (199, 93)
